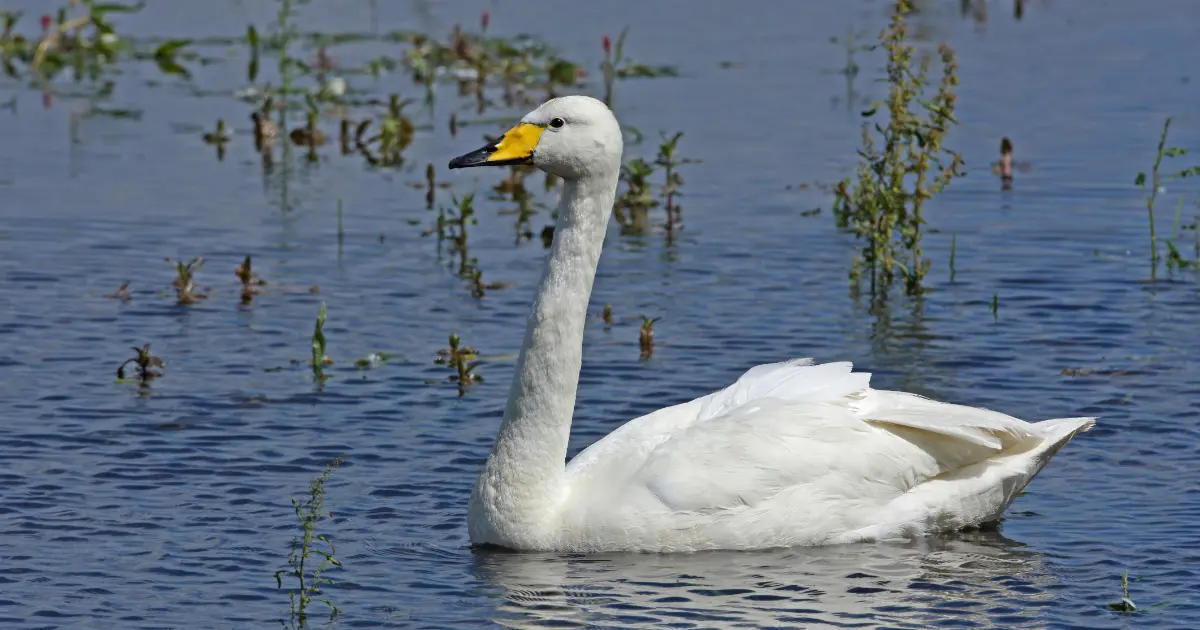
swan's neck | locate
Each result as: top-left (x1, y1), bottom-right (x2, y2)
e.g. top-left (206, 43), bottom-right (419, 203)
top-left (472, 172), bottom-right (615, 543)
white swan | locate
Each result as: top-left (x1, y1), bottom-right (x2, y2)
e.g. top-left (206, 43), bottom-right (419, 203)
top-left (447, 95), bottom-right (1094, 553)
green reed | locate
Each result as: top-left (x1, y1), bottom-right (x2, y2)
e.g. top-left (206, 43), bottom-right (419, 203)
top-left (310, 302), bottom-right (329, 381)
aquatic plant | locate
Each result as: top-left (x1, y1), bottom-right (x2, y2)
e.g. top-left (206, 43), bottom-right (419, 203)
top-left (832, 0), bottom-right (964, 297)
top-left (598, 26), bottom-right (678, 106)
top-left (290, 96), bottom-right (326, 163)
top-left (0, 2), bottom-right (191, 82)
top-left (353, 352), bottom-right (392, 369)
top-left (251, 101), bottom-right (279, 153)
top-left (446, 193), bottom-right (477, 277)
top-left (1107, 570), bottom-right (1136, 613)
top-left (655, 131), bottom-right (694, 240)
top-left (105, 281), bottom-right (131, 301)
top-left (1135, 117), bottom-right (1200, 278)
top-left (435, 332), bottom-right (482, 394)
top-left (468, 268), bottom-right (512, 298)
top-left (168, 257), bottom-right (206, 305)
top-left (310, 302), bottom-right (331, 381)
top-left (202, 119), bottom-right (230, 160)
top-left (614, 158), bottom-right (657, 232)
top-left (235, 255), bottom-right (266, 303)
top-left (202, 119), bottom-right (230, 144)
top-left (275, 455), bottom-right (345, 627)
top-left (639, 316), bottom-right (661, 360)
top-left (116, 343), bottom-right (163, 382)
top-left (949, 233), bottom-right (957, 282)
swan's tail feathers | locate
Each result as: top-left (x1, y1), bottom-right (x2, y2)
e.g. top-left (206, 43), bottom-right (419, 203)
top-left (1026, 416), bottom-right (1095, 475)
top-left (1037, 416), bottom-right (1096, 445)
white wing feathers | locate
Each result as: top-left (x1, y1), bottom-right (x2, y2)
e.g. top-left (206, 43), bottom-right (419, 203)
top-left (695, 359), bottom-right (871, 421)
top-left (851, 389), bottom-right (1039, 450)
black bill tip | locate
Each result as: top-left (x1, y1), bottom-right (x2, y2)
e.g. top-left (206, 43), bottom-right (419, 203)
top-left (448, 145), bottom-right (496, 169)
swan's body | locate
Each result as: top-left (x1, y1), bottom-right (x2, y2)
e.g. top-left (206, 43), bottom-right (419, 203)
top-left (448, 96), bottom-right (1094, 553)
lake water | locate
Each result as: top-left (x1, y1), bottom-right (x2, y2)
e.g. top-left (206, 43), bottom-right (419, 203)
top-left (2, 0), bottom-right (1199, 627)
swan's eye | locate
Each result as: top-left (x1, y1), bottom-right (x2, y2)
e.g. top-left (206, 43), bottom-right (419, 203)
top-left (549, 117), bottom-right (565, 129)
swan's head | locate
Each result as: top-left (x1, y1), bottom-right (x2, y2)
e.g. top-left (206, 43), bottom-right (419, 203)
top-left (448, 95), bottom-right (622, 180)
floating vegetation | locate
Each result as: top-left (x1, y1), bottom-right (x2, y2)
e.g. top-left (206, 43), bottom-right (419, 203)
top-left (468, 268), bottom-right (512, 298)
top-left (252, 114), bottom-right (278, 158)
top-left (614, 158), bottom-right (657, 233)
top-left (443, 194), bottom-right (478, 277)
top-left (291, 97), bottom-right (327, 147)
top-left (116, 343), bottom-right (164, 382)
top-left (612, 132), bottom-right (692, 238)
top-left (353, 95), bottom-right (415, 166)
top-left (310, 302), bottom-right (331, 381)
top-left (435, 332), bottom-right (482, 394)
top-left (204, 119), bottom-right (231, 159)
top-left (1107, 570), bottom-right (1137, 614)
top-left (235, 255), bottom-right (267, 304)
top-left (105, 281), bottom-right (131, 301)
top-left (599, 26), bottom-right (678, 106)
top-left (0, 2), bottom-right (192, 83)
top-left (353, 353), bottom-right (392, 369)
top-left (490, 164), bottom-right (544, 244)
top-left (639, 316), bottom-right (661, 360)
top-left (1135, 118), bottom-right (1200, 278)
top-left (275, 455), bottom-right (345, 627)
top-left (655, 132), bottom-right (694, 241)
top-left (168, 257), bottom-right (206, 305)
top-left (832, 0), bottom-right (964, 297)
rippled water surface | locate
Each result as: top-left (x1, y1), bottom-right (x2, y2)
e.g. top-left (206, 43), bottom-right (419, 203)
top-left (2, 0), bottom-right (1199, 627)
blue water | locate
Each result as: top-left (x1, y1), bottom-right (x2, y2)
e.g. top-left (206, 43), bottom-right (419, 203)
top-left (1, 0), bottom-right (1199, 627)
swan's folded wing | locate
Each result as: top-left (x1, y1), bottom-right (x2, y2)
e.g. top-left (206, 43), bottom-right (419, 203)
top-left (632, 399), bottom-right (944, 514)
top-left (631, 391), bottom-right (1046, 515)
top-left (566, 359), bottom-right (869, 481)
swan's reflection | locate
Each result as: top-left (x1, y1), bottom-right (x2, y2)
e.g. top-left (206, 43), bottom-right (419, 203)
top-left (470, 529), bottom-right (1054, 629)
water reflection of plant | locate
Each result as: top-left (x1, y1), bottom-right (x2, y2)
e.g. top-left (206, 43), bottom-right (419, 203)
top-left (832, 0), bottom-right (964, 298)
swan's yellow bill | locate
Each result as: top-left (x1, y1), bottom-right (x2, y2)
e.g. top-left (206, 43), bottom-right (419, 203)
top-left (448, 122), bottom-right (543, 169)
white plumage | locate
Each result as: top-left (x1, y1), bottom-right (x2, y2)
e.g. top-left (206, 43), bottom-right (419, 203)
top-left (448, 95), bottom-right (1094, 553)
